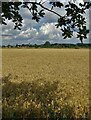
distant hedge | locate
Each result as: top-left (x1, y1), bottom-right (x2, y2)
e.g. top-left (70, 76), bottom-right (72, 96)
top-left (2, 43), bottom-right (91, 49)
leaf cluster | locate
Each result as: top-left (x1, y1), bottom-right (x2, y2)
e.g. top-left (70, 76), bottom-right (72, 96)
top-left (50, 2), bottom-right (64, 8)
top-left (55, 2), bottom-right (90, 42)
top-left (22, 2), bottom-right (45, 22)
top-left (2, 2), bottom-right (23, 30)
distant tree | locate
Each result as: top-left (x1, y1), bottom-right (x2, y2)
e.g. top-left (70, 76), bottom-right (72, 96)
top-left (44, 41), bottom-right (51, 47)
top-left (1, 1), bottom-right (91, 43)
top-left (16, 44), bottom-right (19, 47)
top-left (21, 44), bottom-right (25, 47)
top-left (34, 44), bottom-right (38, 48)
top-left (7, 44), bottom-right (11, 48)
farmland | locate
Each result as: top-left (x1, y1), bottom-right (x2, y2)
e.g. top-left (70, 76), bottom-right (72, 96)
top-left (2, 48), bottom-right (89, 119)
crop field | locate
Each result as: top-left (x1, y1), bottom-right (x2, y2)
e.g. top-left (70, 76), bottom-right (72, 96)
top-left (2, 48), bottom-right (89, 119)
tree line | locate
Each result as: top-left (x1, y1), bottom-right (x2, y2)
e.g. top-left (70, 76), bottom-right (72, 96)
top-left (2, 41), bottom-right (91, 49)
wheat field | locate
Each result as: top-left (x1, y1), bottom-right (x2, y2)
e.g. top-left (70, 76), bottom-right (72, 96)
top-left (2, 48), bottom-right (89, 119)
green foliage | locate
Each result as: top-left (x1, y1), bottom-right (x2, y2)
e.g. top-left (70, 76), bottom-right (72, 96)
top-left (44, 41), bottom-right (51, 47)
top-left (2, 43), bottom-right (91, 49)
top-left (1, 1), bottom-right (91, 43)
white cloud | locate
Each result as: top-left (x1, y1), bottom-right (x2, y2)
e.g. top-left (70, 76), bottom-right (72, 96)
top-left (18, 28), bottom-right (38, 39)
top-left (40, 23), bottom-right (61, 35)
top-left (30, 22), bottom-right (64, 42)
top-left (2, 35), bottom-right (13, 40)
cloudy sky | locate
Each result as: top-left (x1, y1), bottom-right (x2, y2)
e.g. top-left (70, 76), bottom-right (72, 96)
top-left (1, 0), bottom-right (91, 45)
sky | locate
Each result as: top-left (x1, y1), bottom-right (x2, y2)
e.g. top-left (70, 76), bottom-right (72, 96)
top-left (1, 0), bottom-right (91, 45)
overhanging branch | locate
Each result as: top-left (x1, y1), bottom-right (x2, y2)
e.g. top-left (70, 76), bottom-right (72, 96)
top-left (24, 2), bottom-right (62, 18)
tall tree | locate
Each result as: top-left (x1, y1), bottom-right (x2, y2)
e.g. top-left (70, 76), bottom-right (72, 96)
top-left (1, 1), bottom-right (91, 43)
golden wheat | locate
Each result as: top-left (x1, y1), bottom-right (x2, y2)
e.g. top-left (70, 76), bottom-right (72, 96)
top-left (2, 48), bottom-right (89, 118)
